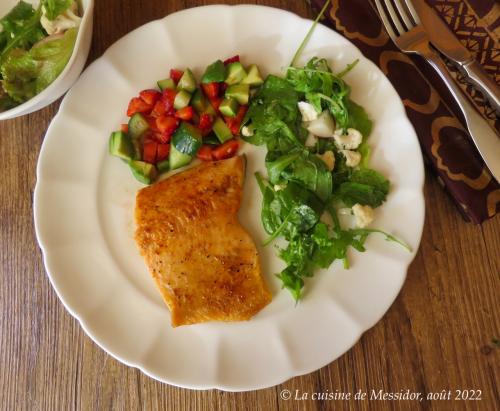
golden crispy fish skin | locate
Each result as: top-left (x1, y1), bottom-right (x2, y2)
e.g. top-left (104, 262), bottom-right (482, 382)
top-left (135, 156), bottom-right (272, 327)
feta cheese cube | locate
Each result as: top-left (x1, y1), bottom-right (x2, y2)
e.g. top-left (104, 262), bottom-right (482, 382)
top-left (352, 204), bottom-right (374, 228)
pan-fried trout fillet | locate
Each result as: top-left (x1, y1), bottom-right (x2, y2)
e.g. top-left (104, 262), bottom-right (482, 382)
top-left (135, 156), bottom-right (272, 327)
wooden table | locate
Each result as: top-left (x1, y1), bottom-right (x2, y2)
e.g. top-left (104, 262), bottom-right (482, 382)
top-left (1, 1), bottom-right (498, 410)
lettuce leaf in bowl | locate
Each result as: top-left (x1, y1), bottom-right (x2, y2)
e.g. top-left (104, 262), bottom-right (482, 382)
top-left (41, 0), bottom-right (74, 21)
top-left (1, 27), bottom-right (77, 102)
top-left (0, 1), bottom-right (46, 63)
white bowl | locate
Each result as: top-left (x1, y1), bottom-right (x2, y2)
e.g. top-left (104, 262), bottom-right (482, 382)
top-left (0, 0), bottom-right (94, 120)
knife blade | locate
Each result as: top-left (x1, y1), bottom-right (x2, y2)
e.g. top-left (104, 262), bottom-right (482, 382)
top-left (410, 0), bottom-right (500, 114)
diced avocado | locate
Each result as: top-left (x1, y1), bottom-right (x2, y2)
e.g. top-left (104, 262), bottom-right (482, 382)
top-left (225, 84), bottom-right (250, 105)
top-left (172, 122), bottom-right (202, 156)
top-left (128, 113), bottom-right (150, 159)
top-left (201, 60), bottom-right (226, 83)
top-left (157, 78), bottom-right (176, 91)
top-left (219, 97), bottom-right (239, 117)
top-left (109, 131), bottom-right (133, 161)
top-left (241, 64), bottom-right (264, 87)
top-left (176, 68), bottom-right (197, 93)
top-left (129, 160), bottom-right (157, 184)
top-left (225, 62), bottom-right (247, 85)
top-left (212, 117), bottom-right (233, 143)
top-left (173, 90), bottom-right (192, 110)
top-left (157, 159), bottom-right (170, 173)
top-left (169, 145), bottom-right (193, 170)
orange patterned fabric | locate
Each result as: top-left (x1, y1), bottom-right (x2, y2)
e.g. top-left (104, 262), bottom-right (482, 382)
top-left (311, 0), bottom-right (499, 223)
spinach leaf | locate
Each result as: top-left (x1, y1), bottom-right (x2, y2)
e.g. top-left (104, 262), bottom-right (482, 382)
top-left (335, 169), bottom-right (390, 207)
top-left (346, 99), bottom-right (372, 138)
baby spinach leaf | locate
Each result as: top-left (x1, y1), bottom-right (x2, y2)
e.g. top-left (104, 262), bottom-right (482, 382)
top-left (335, 169), bottom-right (390, 207)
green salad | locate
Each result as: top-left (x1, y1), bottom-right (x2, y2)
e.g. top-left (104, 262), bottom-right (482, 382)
top-left (242, 2), bottom-right (410, 300)
top-left (0, 0), bottom-right (81, 112)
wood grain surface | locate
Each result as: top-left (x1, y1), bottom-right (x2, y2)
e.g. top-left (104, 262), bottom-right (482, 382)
top-left (0, 1), bottom-right (498, 410)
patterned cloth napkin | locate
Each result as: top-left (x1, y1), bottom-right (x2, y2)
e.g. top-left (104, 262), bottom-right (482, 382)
top-left (310, 0), bottom-right (500, 223)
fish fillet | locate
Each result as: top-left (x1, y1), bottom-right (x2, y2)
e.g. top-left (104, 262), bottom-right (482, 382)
top-left (135, 156), bottom-right (272, 327)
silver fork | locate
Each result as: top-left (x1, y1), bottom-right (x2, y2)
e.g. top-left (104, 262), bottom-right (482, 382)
top-left (374, 0), bottom-right (500, 182)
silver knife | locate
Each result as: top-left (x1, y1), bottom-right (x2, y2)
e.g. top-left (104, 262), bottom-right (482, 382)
top-left (411, 0), bottom-right (500, 115)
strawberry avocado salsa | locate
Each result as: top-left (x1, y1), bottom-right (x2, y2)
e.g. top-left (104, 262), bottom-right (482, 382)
top-left (108, 55), bottom-right (263, 184)
top-left (0, 0), bottom-right (81, 111)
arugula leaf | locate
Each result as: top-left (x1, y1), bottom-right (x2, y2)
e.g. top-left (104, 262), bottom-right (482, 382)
top-left (346, 99), bottom-right (372, 138)
top-left (41, 0), bottom-right (73, 21)
top-left (1, 27), bottom-right (77, 102)
top-left (286, 58), bottom-right (351, 130)
top-left (0, 2), bottom-right (45, 64)
top-left (335, 168), bottom-right (389, 207)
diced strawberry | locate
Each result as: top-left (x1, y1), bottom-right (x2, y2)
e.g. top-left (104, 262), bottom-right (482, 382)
top-left (220, 83), bottom-right (227, 93)
top-left (225, 105), bottom-right (248, 135)
top-left (156, 115), bottom-right (179, 135)
top-left (156, 143), bottom-right (170, 162)
top-left (120, 124), bottom-right (129, 133)
top-left (202, 82), bottom-right (220, 99)
top-left (161, 89), bottom-right (177, 115)
top-left (209, 96), bottom-right (223, 111)
top-left (143, 141), bottom-right (158, 164)
top-left (212, 139), bottom-right (239, 160)
top-left (175, 106), bottom-right (194, 121)
top-left (224, 55), bottom-right (240, 65)
top-left (154, 132), bottom-right (171, 144)
top-left (139, 89), bottom-right (161, 105)
top-left (196, 145), bottom-right (214, 161)
top-left (170, 69), bottom-right (184, 84)
top-left (199, 113), bottom-right (213, 131)
top-left (151, 100), bottom-right (167, 117)
top-left (127, 97), bottom-right (152, 117)
top-left (144, 115), bottom-right (159, 132)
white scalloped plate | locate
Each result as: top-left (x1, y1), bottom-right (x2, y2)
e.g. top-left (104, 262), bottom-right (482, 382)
top-left (34, 5), bottom-right (425, 391)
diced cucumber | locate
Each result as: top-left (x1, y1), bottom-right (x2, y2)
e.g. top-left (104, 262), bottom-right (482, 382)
top-left (241, 64), bottom-right (264, 86)
top-left (157, 78), bottom-right (176, 91)
top-left (169, 145), bottom-right (193, 170)
top-left (128, 113), bottom-right (150, 139)
top-left (219, 97), bottom-right (239, 117)
top-left (201, 60), bottom-right (226, 83)
top-left (176, 69), bottom-right (196, 93)
top-left (129, 160), bottom-right (157, 184)
top-left (225, 62), bottom-right (247, 85)
top-left (174, 90), bottom-right (192, 110)
top-left (191, 88), bottom-right (217, 116)
top-left (213, 117), bottom-right (233, 143)
top-left (109, 131), bottom-right (133, 161)
top-left (191, 88), bottom-right (207, 113)
top-left (203, 132), bottom-right (220, 145)
top-left (128, 113), bottom-right (150, 159)
top-left (172, 122), bottom-right (202, 156)
top-left (157, 159), bottom-right (170, 173)
top-left (225, 83), bottom-right (249, 105)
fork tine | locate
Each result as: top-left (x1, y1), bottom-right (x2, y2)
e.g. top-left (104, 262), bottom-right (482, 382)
top-left (382, 0), bottom-right (406, 34)
top-left (374, 0), bottom-right (398, 42)
top-left (392, 0), bottom-right (415, 29)
top-left (402, 0), bottom-right (422, 25)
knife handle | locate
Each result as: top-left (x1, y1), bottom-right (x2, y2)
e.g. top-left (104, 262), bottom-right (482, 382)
top-left (423, 51), bottom-right (500, 182)
top-left (461, 60), bottom-right (500, 115)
